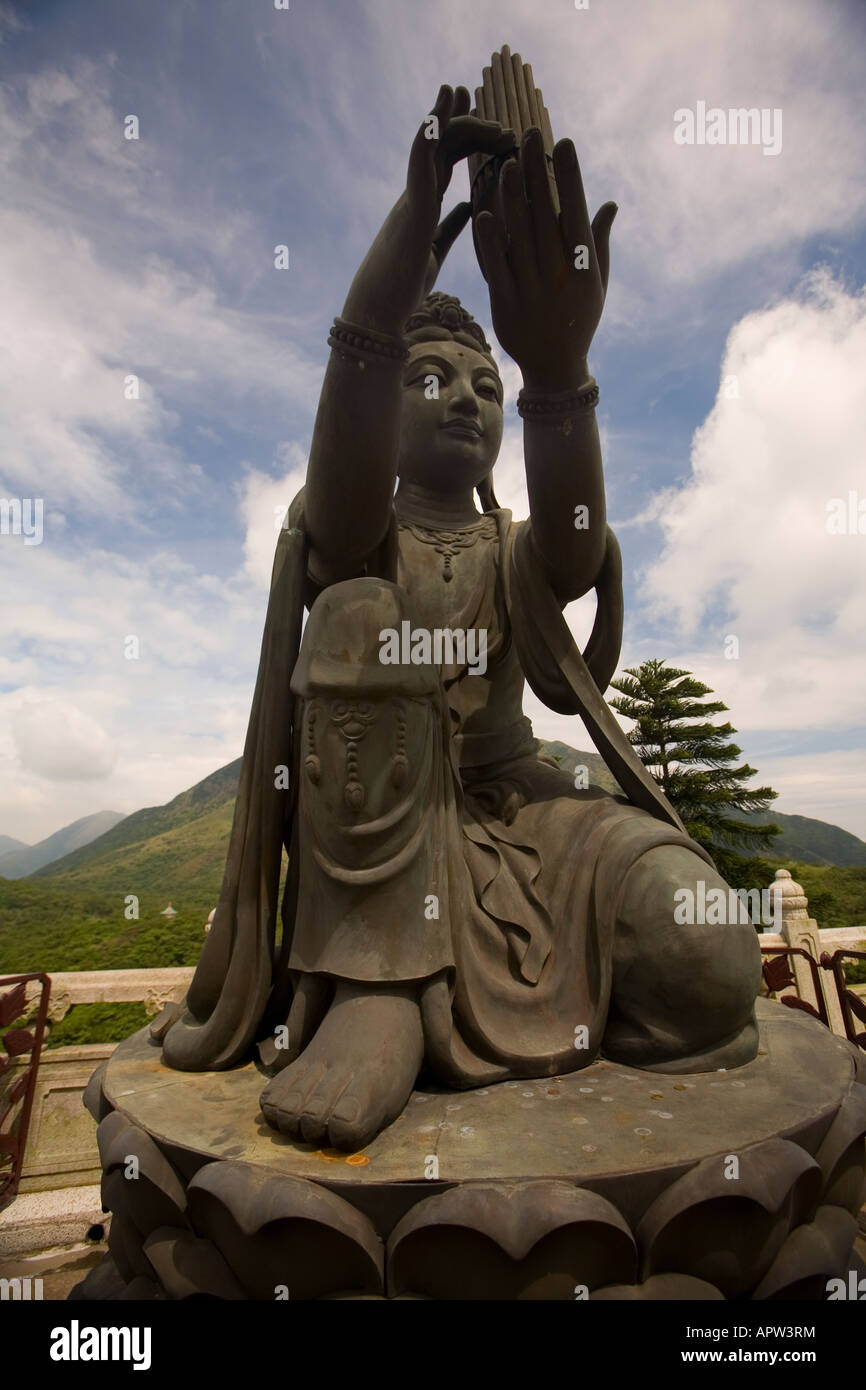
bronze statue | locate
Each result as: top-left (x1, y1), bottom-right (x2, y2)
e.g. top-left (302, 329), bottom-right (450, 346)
top-left (152, 48), bottom-right (761, 1153)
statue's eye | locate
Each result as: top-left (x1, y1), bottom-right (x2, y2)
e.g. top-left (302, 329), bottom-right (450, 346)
top-left (409, 366), bottom-right (444, 388)
top-left (477, 381), bottom-right (501, 402)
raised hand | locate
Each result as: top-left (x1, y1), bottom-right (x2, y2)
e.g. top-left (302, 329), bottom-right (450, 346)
top-left (474, 125), bottom-right (617, 387)
top-left (343, 86), bottom-right (513, 334)
top-left (406, 84), bottom-right (514, 231)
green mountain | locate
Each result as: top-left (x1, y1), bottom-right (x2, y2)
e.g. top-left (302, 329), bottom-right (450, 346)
top-left (0, 810), bottom-right (126, 879)
top-left (536, 740), bottom-right (621, 795)
top-left (0, 762), bottom-right (242, 977)
top-left (2, 744), bottom-right (865, 984)
top-left (537, 742), bottom-right (866, 867)
top-left (34, 761), bottom-right (241, 881)
top-left (729, 809), bottom-right (866, 868)
top-left (2, 743), bottom-right (865, 1049)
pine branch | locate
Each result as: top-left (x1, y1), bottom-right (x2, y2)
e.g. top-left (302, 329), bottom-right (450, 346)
top-left (609, 658), bottom-right (779, 861)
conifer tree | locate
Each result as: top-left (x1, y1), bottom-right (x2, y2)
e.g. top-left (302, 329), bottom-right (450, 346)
top-left (609, 659), bottom-right (780, 866)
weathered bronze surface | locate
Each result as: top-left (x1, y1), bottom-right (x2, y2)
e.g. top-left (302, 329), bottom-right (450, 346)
top-left (151, 46), bottom-right (762, 1155)
top-left (70, 1002), bottom-right (866, 1300)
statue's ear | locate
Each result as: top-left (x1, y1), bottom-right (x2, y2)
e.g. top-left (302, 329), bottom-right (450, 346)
top-left (421, 201), bottom-right (472, 299)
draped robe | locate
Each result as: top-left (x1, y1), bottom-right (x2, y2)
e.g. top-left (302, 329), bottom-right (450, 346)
top-left (158, 490), bottom-right (712, 1080)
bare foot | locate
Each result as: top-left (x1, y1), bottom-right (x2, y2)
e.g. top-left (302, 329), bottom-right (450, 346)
top-left (259, 981), bottom-right (424, 1151)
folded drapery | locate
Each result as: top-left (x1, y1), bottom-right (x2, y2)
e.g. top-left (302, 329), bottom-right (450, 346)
top-left (154, 492), bottom-right (691, 1076)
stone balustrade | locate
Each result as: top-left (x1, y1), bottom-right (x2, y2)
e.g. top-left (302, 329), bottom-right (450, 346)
top-left (4, 968), bottom-right (192, 1201)
top-left (22, 966), bottom-right (194, 1024)
top-left (1, 880), bottom-right (864, 1251)
top-left (759, 869), bottom-right (866, 1034)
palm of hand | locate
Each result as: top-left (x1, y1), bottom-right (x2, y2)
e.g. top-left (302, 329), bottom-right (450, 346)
top-left (406, 84), bottom-right (515, 244)
top-left (475, 127), bottom-right (617, 383)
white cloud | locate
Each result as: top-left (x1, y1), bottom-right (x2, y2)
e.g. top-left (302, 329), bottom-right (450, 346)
top-left (239, 445), bottom-right (309, 589)
top-left (345, 0), bottom-right (866, 331)
top-left (755, 748), bottom-right (866, 844)
top-left (0, 46), bottom-right (330, 843)
top-left (634, 269), bottom-right (866, 733)
top-left (1, 1), bottom-right (864, 853)
top-left (11, 696), bottom-right (116, 780)
top-left (0, 202), bottom-right (321, 518)
top-left (0, 0), bottom-right (26, 45)
top-left (0, 534), bottom-right (267, 842)
top-left (0, 58), bottom-right (324, 525)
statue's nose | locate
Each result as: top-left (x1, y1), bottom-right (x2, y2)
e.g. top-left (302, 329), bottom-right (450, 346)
top-left (447, 379), bottom-right (479, 415)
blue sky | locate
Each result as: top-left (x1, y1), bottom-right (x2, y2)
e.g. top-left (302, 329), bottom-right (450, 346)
top-left (1, 0), bottom-right (865, 845)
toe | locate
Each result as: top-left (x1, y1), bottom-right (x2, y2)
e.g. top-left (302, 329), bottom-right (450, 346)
top-left (299, 1071), bottom-right (353, 1146)
top-left (260, 1061), bottom-right (329, 1139)
top-left (298, 1093), bottom-right (330, 1145)
top-left (328, 1093), bottom-right (377, 1152)
top-left (260, 1095), bottom-right (303, 1139)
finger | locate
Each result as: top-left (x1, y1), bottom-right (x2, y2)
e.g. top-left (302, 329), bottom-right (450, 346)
top-left (423, 202), bottom-right (472, 298)
top-left (436, 83), bottom-right (455, 124)
top-left (591, 201), bottom-right (618, 298)
top-left (500, 156), bottom-right (539, 280)
top-left (432, 201), bottom-right (471, 266)
top-left (553, 138), bottom-right (592, 267)
top-left (481, 66), bottom-right (495, 122)
top-left (500, 44), bottom-right (522, 135)
top-left (490, 49), bottom-right (509, 127)
top-left (452, 85), bottom-right (471, 119)
top-left (440, 115), bottom-right (516, 165)
top-left (409, 84), bottom-right (453, 174)
top-left (520, 126), bottom-right (559, 273)
top-left (475, 209), bottom-right (515, 299)
top-left (426, 84), bottom-right (455, 135)
top-left (408, 86), bottom-right (463, 206)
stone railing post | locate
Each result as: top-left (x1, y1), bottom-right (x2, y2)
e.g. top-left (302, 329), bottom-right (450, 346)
top-left (766, 869), bottom-right (850, 1033)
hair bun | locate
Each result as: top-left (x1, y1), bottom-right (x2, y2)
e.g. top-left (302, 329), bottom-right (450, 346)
top-left (404, 292), bottom-right (497, 367)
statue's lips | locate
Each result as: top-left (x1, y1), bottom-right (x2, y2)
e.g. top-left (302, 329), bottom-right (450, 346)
top-left (440, 421), bottom-right (483, 438)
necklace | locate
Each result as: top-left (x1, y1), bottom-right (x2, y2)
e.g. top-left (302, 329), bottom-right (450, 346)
top-left (398, 516), bottom-right (497, 582)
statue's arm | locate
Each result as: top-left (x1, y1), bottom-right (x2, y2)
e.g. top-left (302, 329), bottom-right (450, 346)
top-left (304, 88), bottom-right (514, 585)
top-left (303, 257), bottom-right (406, 586)
top-left (474, 130), bottom-right (617, 603)
top-left (520, 363), bottom-right (606, 604)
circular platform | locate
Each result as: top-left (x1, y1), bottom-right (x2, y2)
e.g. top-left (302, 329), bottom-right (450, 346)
top-left (101, 998), bottom-right (853, 1186)
top-left (71, 1000), bottom-right (866, 1300)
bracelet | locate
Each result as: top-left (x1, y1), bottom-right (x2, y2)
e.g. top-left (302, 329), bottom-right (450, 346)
top-left (517, 379), bottom-right (599, 421)
top-left (328, 316), bottom-right (409, 364)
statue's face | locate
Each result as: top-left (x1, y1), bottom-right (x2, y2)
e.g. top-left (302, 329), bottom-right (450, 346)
top-left (397, 338), bottom-right (503, 492)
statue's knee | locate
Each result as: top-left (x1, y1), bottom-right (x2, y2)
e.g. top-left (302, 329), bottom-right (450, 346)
top-left (614, 845), bottom-right (761, 1043)
top-left (290, 581), bottom-right (447, 824)
top-left (293, 577), bottom-right (441, 702)
top-left (621, 846), bottom-right (761, 968)
top-left (299, 577), bottom-right (408, 669)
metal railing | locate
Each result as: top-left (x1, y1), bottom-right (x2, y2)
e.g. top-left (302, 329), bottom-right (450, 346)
top-left (0, 973), bottom-right (51, 1213)
top-left (760, 945), bottom-right (866, 1051)
top-left (819, 948), bottom-right (866, 1049)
